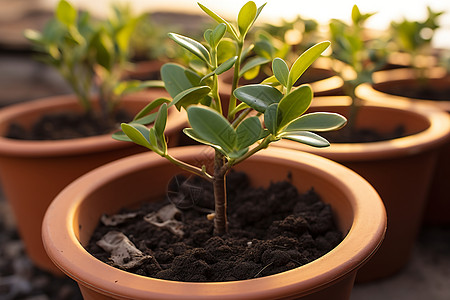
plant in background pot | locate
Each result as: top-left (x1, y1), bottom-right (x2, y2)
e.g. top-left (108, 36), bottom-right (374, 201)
top-left (275, 5), bottom-right (450, 282)
top-left (355, 8), bottom-right (450, 225)
top-left (42, 2), bottom-right (386, 299)
top-left (0, 0), bottom-right (186, 274)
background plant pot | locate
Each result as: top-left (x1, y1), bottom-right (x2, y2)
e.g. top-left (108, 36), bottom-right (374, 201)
top-left (275, 96), bottom-right (450, 282)
top-left (0, 91), bottom-right (187, 275)
top-left (356, 68), bottom-right (450, 225)
top-left (219, 60), bottom-right (344, 99)
top-left (42, 146), bottom-right (386, 300)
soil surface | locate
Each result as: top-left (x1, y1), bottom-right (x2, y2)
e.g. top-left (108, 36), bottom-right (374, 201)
top-left (320, 125), bottom-right (407, 143)
top-left (374, 79), bottom-right (450, 101)
top-left (5, 110), bottom-right (131, 140)
top-left (87, 171), bottom-right (342, 282)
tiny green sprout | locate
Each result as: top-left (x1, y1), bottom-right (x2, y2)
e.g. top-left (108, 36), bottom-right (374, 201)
top-left (116, 1), bottom-right (347, 236)
top-left (24, 0), bottom-right (160, 124)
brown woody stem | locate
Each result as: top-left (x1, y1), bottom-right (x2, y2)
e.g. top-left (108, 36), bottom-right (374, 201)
top-left (213, 150), bottom-right (229, 235)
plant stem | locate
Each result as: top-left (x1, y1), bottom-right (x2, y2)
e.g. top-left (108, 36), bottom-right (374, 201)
top-left (228, 135), bottom-right (273, 167)
top-left (213, 150), bottom-right (229, 235)
top-left (227, 40), bottom-right (244, 121)
top-left (164, 154), bottom-right (213, 182)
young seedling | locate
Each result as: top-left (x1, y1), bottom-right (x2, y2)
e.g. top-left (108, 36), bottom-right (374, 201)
top-left (115, 1), bottom-right (346, 236)
top-left (328, 5), bottom-right (387, 133)
top-left (24, 0), bottom-right (159, 124)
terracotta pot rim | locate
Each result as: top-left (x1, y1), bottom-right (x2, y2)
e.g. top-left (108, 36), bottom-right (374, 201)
top-left (279, 96), bottom-right (450, 161)
top-left (356, 67), bottom-right (450, 112)
top-left (0, 93), bottom-right (186, 157)
top-left (42, 146), bottom-right (386, 299)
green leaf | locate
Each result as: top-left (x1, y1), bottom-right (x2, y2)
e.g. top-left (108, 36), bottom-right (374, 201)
top-left (187, 106), bottom-right (236, 154)
top-left (204, 29), bottom-right (213, 47)
top-left (236, 116), bottom-right (263, 149)
top-left (212, 23), bottom-right (227, 46)
top-left (280, 131), bottom-right (330, 147)
top-left (233, 84), bottom-right (283, 113)
top-left (168, 33), bottom-right (211, 64)
top-left (172, 86), bottom-right (211, 111)
top-left (239, 57), bottom-right (271, 78)
top-left (161, 63), bottom-right (195, 98)
top-left (154, 103), bottom-right (168, 138)
top-left (351, 5), bottom-right (361, 25)
top-left (238, 1), bottom-right (257, 37)
top-left (264, 103), bottom-right (279, 134)
top-left (112, 131), bottom-right (132, 142)
top-left (120, 123), bottom-right (152, 149)
top-left (198, 3), bottom-right (239, 40)
top-left (184, 128), bottom-right (217, 147)
top-left (272, 58), bottom-right (289, 87)
top-left (133, 98), bottom-right (171, 123)
top-left (287, 41), bottom-right (331, 90)
top-left (56, 0), bottom-right (77, 27)
top-left (278, 85), bottom-right (313, 129)
top-left (215, 56), bottom-right (238, 75)
top-left (286, 112), bottom-right (347, 132)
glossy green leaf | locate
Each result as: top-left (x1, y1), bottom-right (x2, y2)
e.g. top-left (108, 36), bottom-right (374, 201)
top-left (287, 41), bottom-right (330, 90)
top-left (278, 85), bottom-right (313, 129)
top-left (172, 86), bottom-right (211, 111)
top-left (133, 98), bottom-right (170, 122)
top-left (280, 131), bottom-right (330, 147)
top-left (154, 103), bottom-right (168, 138)
top-left (183, 128), bottom-right (225, 153)
top-left (286, 112), bottom-right (347, 132)
top-left (204, 29), bottom-right (213, 47)
top-left (111, 131), bottom-right (132, 142)
top-left (236, 116), bottom-right (263, 149)
top-left (215, 56), bottom-right (238, 75)
top-left (264, 103), bottom-right (279, 134)
top-left (187, 106), bottom-right (236, 154)
top-left (120, 123), bottom-right (152, 149)
top-left (197, 3), bottom-right (239, 40)
top-left (56, 0), bottom-right (77, 27)
top-left (238, 1), bottom-right (257, 37)
top-left (168, 33), bottom-right (210, 64)
top-left (239, 57), bottom-right (271, 78)
top-left (212, 23), bottom-right (227, 46)
top-left (233, 84), bottom-right (283, 113)
top-left (272, 58), bottom-right (289, 87)
top-left (217, 39), bottom-right (237, 64)
top-left (161, 63), bottom-right (195, 98)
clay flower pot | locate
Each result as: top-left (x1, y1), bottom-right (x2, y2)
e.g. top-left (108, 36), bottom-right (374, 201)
top-left (275, 96), bottom-right (450, 282)
top-left (356, 68), bottom-right (450, 225)
top-left (42, 146), bottom-right (386, 300)
top-left (0, 91), bottom-right (186, 274)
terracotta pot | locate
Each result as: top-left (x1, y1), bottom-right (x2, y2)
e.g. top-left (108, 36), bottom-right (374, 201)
top-left (0, 91), bottom-right (186, 274)
top-left (42, 146), bottom-right (386, 300)
top-left (356, 68), bottom-right (450, 225)
top-left (275, 96), bottom-right (450, 282)
top-left (125, 60), bottom-right (164, 81)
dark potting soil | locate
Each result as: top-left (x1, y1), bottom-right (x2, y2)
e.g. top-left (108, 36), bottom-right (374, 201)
top-left (86, 171), bottom-right (343, 282)
top-left (375, 81), bottom-right (450, 101)
top-left (5, 110), bottom-right (131, 140)
top-left (320, 125), bottom-right (407, 143)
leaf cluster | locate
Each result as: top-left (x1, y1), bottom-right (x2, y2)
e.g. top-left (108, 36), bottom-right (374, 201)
top-left (24, 0), bottom-right (154, 115)
top-left (117, 1), bottom-right (346, 168)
